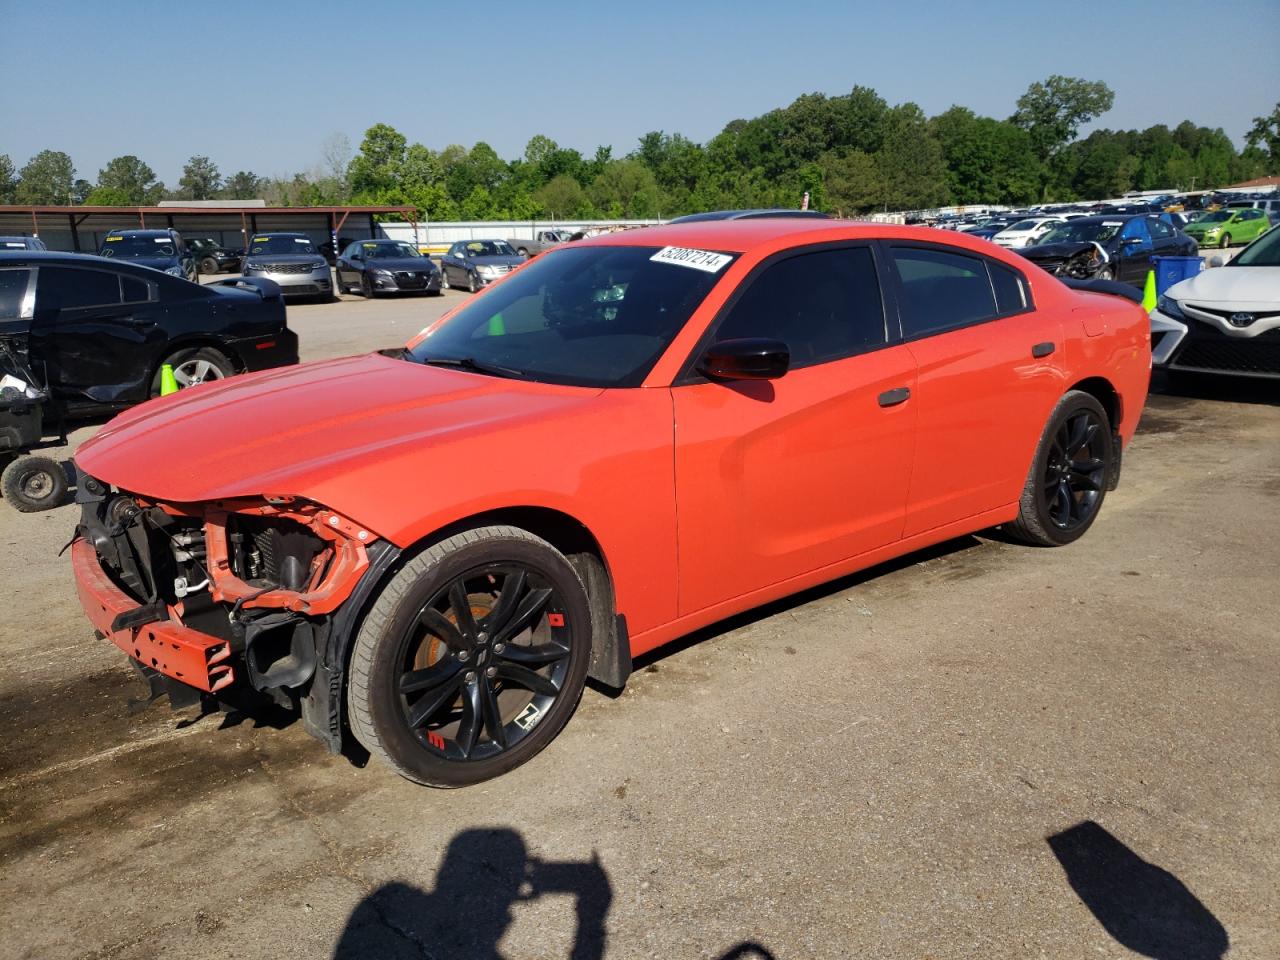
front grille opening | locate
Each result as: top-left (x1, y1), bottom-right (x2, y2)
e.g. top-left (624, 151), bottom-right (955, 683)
top-left (228, 514), bottom-right (328, 592)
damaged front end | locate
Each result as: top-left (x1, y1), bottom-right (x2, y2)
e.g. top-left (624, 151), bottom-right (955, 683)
top-left (72, 473), bottom-right (399, 750)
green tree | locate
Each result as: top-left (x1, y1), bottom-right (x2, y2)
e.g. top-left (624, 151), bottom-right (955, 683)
top-left (1011, 76), bottom-right (1115, 162)
top-left (875, 105), bottom-right (949, 209)
top-left (222, 170), bottom-right (264, 199)
top-left (178, 155), bottom-right (222, 200)
top-left (1244, 102), bottom-right (1280, 172)
top-left (820, 150), bottom-right (884, 213)
top-left (84, 185), bottom-right (133, 205)
top-left (95, 155), bottom-right (163, 204)
top-left (15, 150), bottom-right (75, 204)
top-left (589, 159), bottom-right (661, 218)
top-left (348, 123), bottom-right (408, 197)
top-left (534, 174), bottom-right (589, 218)
top-left (0, 155), bottom-right (18, 203)
top-left (72, 178), bottom-right (94, 204)
top-left (930, 107), bottom-right (1042, 205)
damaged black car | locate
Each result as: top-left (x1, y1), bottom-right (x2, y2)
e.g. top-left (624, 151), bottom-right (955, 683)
top-left (0, 252), bottom-right (298, 415)
top-left (1018, 214), bottom-right (1197, 287)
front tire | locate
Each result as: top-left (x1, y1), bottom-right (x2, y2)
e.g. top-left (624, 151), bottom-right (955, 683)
top-left (198, 256), bottom-right (219, 276)
top-left (1094, 265), bottom-right (1115, 281)
top-left (1220, 233), bottom-right (1231, 249)
top-left (360, 273), bottom-right (374, 298)
top-left (347, 525), bottom-right (592, 787)
top-left (1, 456), bottom-right (68, 512)
top-left (1008, 390), bottom-right (1112, 547)
top-left (468, 272), bottom-right (479, 294)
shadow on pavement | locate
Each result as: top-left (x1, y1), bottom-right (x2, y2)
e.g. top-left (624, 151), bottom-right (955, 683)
top-left (1150, 370), bottom-right (1280, 407)
top-left (1047, 820), bottom-right (1228, 960)
top-left (332, 826), bottom-right (774, 959)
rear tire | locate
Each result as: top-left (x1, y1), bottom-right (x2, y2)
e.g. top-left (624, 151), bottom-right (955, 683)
top-left (347, 525), bottom-right (592, 787)
top-left (2, 456), bottom-right (68, 512)
top-left (1008, 390), bottom-right (1112, 547)
top-left (151, 346), bottom-right (234, 396)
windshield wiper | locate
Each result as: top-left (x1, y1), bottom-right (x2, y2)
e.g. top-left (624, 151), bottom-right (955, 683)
top-left (419, 355), bottom-right (526, 379)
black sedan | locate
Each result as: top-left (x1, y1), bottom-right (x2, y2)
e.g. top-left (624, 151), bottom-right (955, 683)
top-left (439, 240), bottom-right (525, 293)
top-left (1018, 215), bottom-right (1197, 287)
top-left (0, 252), bottom-right (297, 414)
top-left (334, 240), bottom-right (441, 297)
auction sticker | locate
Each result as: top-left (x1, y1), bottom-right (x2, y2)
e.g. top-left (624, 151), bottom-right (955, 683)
top-left (650, 246), bottom-right (732, 273)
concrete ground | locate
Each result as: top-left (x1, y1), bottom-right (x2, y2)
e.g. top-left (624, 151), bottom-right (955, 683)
top-left (0, 289), bottom-right (1276, 960)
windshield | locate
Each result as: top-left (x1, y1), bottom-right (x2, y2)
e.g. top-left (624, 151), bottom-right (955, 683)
top-left (407, 245), bottom-right (736, 387)
top-left (248, 235), bottom-right (317, 255)
top-left (100, 235), bottom-right (176, 258)
top-left (456, 241), bottom-right (516, 258)
top-left (363, 242), bottom-right (422, 259)
top-left (1004, 219), bottom-right (1041, 232)
top-left (1231, 226), bottom-right (1280, 267)
top-left (1040, 220), bottom-right (1123, 245)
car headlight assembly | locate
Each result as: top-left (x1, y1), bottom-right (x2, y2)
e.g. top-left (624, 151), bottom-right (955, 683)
top-left (371, 269), bottom-right (393, 278)
top-left (1157, 295), bottom-right (1186, 321)
top-left (478, 265), bottom-right (496, 276)
top-left (164, 265), bottom-right (185, 277)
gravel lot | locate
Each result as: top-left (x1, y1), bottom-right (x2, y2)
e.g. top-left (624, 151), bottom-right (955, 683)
top-left (0, 288), bottom-right (1276, 959)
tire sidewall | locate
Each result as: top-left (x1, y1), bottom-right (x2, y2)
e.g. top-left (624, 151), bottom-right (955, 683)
top-left (352, 531), bottom-right (592, 787)
top-left (150, 346), bottom-right (233, 396)
top-left (1026, 392), bottom-right (1111, 546)
top-left (2, 456), bottom-right (67, 512)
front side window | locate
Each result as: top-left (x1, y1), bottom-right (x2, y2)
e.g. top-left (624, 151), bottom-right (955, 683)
top-left (889, 247), bottom-right (998, 338)
top-left (407, 245), bottom-right (734, 387)
top-left (37, 267), bottom-right (123, 311)
top-left (712, 247), bottom-right (886, 367)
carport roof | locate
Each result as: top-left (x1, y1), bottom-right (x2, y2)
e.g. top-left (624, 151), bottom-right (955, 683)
top-left (0, 204), bottom-right (416, 216)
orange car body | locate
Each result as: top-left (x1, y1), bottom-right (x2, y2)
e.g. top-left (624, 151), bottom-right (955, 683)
top-left (74, 221), bottom-right (1150, 708)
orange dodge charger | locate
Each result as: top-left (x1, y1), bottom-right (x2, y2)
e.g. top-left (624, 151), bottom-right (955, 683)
top-left (71, 220), bottom-right (1150, 786)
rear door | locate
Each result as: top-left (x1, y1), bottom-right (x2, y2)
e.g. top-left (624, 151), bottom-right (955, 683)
top-left (672, 243), bottom-right (918, 615)
top-left (884, 244), bottom-right (1065, 536)
top-left (29, 265), bottom-right (160, 405)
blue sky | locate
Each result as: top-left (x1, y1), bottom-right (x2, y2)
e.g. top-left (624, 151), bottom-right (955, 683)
top-left (3, 0), bottom-right (1277, 186)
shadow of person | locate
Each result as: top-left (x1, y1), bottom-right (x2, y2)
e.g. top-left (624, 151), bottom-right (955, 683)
top-left (716, 942), bottom-right (778, 960)
top-left (1047, 820), bottom-right (1228, 960)
top-left (333, 827), bottom-right (611, 960)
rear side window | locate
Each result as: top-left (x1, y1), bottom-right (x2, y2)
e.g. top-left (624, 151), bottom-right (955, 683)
top-left (0, 270), bottom-right (31, 318)
top-left (37, 267), bottom-right (123, 311)
top-left (889, 247), bottom-right (997, 337)
top-left (1149, 219), bottom-right (1173, 239)
top-left (121, 276), bottom-right (150, 303)
top-left (713, 246), bottom-right (887, 367)
top-left (989, 262), bottom-right (1028, 315)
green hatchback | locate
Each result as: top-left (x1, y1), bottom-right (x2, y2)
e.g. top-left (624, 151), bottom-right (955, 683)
top-left (1184, 208), bottom-right (1270, 248)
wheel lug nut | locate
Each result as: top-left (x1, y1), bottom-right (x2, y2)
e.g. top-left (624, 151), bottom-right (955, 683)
top-left (458, 650), bottom-right (470, 661)
top-left (464, 671), bottom-right (476, 682)
top-left (486, 666), bottom-right (497, 678)
top-left (493, 643), bottom-right (505, 653)
top-left (477, 631), bottom-right (488, 643)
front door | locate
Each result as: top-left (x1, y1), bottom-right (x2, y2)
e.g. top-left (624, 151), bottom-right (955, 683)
top-left (672, 244), bottom-right (918, 616)
top-left (1116, 218), bottom-right (1153, 284)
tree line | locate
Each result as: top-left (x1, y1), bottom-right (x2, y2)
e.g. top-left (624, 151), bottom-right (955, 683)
top-left (3, 79), bottom-right (1277, 219)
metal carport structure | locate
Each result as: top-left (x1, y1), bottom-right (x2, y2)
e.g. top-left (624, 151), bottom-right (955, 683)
top-left (0, 203), bottom-right (418, 253)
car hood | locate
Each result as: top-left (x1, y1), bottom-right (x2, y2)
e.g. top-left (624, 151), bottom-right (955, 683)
top-left (74, 353), bottom-right (601, 528)
top-left (466, 255), bottom-right (525, 268)
top-left (1020, 241), bottom-right (1096, 260)
top-left (1166, 265), bottom-right (1280, 308)
top-left (245, 254), bottom-right (325, 265)
top-left (364, 257), bottom-right (436, 271)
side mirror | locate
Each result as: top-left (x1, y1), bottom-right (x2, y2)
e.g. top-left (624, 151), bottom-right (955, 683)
top-left (698, 338), bottom-right (790, 381)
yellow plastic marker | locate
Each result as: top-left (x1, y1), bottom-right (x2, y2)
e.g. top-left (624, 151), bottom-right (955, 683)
top-left (1142, 269), bottom-right (1157, 312)
top-left (487, 313), bottom-right (506, 336)
top-left (159, 363), bottom-right (179, 396)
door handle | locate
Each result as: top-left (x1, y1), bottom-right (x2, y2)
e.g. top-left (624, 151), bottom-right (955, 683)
top-left (878, 386), bottom-right (911, 408)
top-left (1032, 342), bottom-right (1056, 358)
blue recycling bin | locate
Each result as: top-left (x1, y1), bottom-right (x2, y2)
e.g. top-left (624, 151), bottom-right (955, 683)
top-left (1152, 256), bottom-right (1203, 297)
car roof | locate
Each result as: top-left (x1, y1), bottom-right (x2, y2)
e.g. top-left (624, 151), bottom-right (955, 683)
top-left (0, 250), bottom-right (175, 277)
top-left (575, 218), bottom-right (1045, 256)
top-left (668, 209), bottom-right (832, 223)
top-left (104, 228), bottom-right (173, 236)
top-left (252, 231), bottom-right (311, 238)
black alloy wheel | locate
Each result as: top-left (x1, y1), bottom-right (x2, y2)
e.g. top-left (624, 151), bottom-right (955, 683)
top-left (1009, 390), bottom-right (1112, 547)
top-left (347, 525), bottom-right (592, 787)
top-left (1041, 410), bottom-right (1107, 532)
top-left (361, 273), bottom-right (374, 298)
top-left (395, 564), bottom-right (572, 762)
